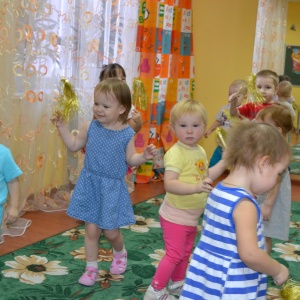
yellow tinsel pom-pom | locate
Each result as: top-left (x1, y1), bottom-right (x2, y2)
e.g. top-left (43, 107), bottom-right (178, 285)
top-left (280, 279), bottom-right (300, 300)
top-left (55, 78), bottom-right (80, 121)
top-left (246, 73), bottom-right (265, 105)
top-left (132, 78), bottom-right (148, 111)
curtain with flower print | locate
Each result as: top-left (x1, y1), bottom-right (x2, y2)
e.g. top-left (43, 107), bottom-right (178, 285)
top-left (252, 0), bottom-right (288, 74)
top-left (0, 0), bottom-right (139, 238)
top-left (134, 0), bottom-right (194, 183)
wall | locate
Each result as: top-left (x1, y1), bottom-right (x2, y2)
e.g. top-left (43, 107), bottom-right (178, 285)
top-left (192, 1), bottom-right (258, 158)
top-left (286, 2), bottom-right (300, 105)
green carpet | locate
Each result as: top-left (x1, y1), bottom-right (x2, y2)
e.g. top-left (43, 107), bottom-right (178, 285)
top-left (0, 195), bottom-right (300, 300)
top-left (290, 143), bottom-right (300, 175)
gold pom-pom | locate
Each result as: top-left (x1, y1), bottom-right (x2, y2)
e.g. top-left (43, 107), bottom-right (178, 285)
top-left (216, 127), bottom-right (227, 149)
top-left (132, 78), bottom-right (148, 111)
top-left (54, 78), bottom-right (80, 120)
top-left (280, 279), bottom-right (300, 300)
top-left (245, 73), bottom-right (265, 104)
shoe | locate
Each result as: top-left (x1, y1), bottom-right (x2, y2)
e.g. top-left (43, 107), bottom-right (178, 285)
top-left (110, 250), bottom-right (127, 274)
top-left (167, 279), bottom-right (185, 296)
top-left (144, 285), bottom-right (176, 300)
top-left (78, 266), bottom-right (98, 286)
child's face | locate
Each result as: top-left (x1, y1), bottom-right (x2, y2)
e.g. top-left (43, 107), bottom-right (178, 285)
top-left (255, 76), bottom-right (277, 103)
top-left (251, 154), bottom-right (289, 195)
top-left (93, 92), bottom-right (125, 126)
top-left (171, 113), bottom-right (206, 147)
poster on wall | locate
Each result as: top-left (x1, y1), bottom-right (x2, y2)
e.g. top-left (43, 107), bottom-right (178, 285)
top-left (284, 45), bottom-right (300, 86)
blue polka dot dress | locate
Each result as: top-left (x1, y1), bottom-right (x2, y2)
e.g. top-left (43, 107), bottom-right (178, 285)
top-left (67, 120), bottom-right (136, 230)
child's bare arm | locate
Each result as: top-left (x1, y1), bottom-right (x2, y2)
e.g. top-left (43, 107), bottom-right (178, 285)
top-left (229, 92), bottom-right (241, 117)
top-left (234, 199), bottom-right (289, 285)
top-left (128, 109), bottom-right (142, 133)
top-left (261, 182), bottom-right (280, 221)
top-left (207, 159), bottom-right (227, 181)
top-left (164, 170), bottom-right (213, 195)
top-left (51, 112), bottom-right (89, 152)
top-left (126, 139), bottom-right (157, 166)
top-left (204, 120), bottom-right (222, 138)
top-left (3, 178), bottom-right (20, 224)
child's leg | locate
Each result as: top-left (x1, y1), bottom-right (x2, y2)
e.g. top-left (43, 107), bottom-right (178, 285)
top-left (104, 228), bottom-right (127, 275)
top-left (78, 222), bottom-right (102, 286)
top-left (265, 236), bottom-right (272, 254)
top-left (170, 225), bottom-right (197, 282)
top-left (84, 222), bottom-right (102, 261)
top-left (151, 217), bottom-right (192, 290)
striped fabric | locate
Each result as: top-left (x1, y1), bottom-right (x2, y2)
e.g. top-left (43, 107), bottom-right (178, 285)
top-left (180, 182), bottom-right (267, 300)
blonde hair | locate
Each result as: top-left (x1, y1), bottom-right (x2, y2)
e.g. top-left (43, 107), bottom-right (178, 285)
top-left (94, 78), bottom-right (131, 123)
top-left (229, 79), bottom-right (247, 94)
top-left (256, 103), bottom-right (293, 136)
top-left (224, 120), bottom-right (291, 170)
top-left (256, 69), bottom-right (279, 87)
top-left (277, 81), bottom-right (292, 99)
top-left (170, 99), bottom-right (208, 126)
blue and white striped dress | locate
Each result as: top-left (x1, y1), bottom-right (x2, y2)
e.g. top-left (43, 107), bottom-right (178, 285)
top-left (180, 182), bottom-right (267, 300)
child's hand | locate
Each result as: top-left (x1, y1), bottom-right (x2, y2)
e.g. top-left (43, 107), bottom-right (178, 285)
top-left (143, 144), bottom-right (157, 161)
top-left (3, 205), bottom-right (19, 225)
top-left (204, 130), bottom-right (211, 138)
top-left (196, 177), bottom-right (213, 193)
top-left (228, 92), bottom-right (239, 104)
top-left (261, 204), bottom-right (272, 221)
top-left (131, 109), bottom-right (142, 125)
top-left (273, 264), bottom-right (289, 285)
top-left (50, 111), bottom-right (64, 128)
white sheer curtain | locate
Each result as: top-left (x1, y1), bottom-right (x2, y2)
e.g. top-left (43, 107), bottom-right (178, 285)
top-left (252, 0), bottom-right (288, 74)
top-left (0, 0), bottom-right (139, 241)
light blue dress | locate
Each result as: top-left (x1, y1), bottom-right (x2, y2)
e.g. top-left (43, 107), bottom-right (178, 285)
top-left (67, 120), bottom-right (136, 230)
top-left (180, 182), bottom-right (267, 300)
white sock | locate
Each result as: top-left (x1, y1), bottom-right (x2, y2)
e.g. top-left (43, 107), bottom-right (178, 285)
top-left (86, 261), bottom-right (98, 269)
top-left (113, 247), bottom-right (126, 255)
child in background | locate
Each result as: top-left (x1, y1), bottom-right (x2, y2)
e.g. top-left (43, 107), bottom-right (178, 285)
top-left (51, 78), bottom-right (157, 286)
top-left (204, 79), bottom-right (247, 167)
top-left (180, 120), bottom-right (290, 300)
top-left (0, 144), bottom-right (22, 234)
top-left (255, 104), bottom-right (293, 254)
top-left (99, 63), bottom-right (142, 133)
top-left (230, 69), bottom-right (279, 120)
top-left (144, 100), bottom-right (227, 300)
top-left (275, 80), bottom-right (296, 119)
top-left (277, 74), bottom-right (295, 104)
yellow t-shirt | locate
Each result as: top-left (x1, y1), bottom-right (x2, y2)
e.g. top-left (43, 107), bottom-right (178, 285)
top-left (164, 141), bottom-right (209, 209)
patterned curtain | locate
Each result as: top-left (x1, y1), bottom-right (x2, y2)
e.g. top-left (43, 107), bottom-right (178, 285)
top-left (0, 0), bottom-right (139, 220)
top-left (252, 0), bottom-right (288, 74)
top-left (134, 0), bottom-right (194, 183)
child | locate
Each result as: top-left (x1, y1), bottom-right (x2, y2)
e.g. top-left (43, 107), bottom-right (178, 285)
top-left (99, 63), bottom-right (142, 133)
top-left (275, 80), bottom-right (296, 119)
top-left (204, 79), bottom-right (247, 167)
top-left (277, 74), bottom-right (295, 104)
top-left (0, 145), bottom-right (22, 239)
top-left (180, 120), bottom-right (290, 300)
top-left (230, 69), bottom-right (279, 120)
top-left (144, 99), bottom-right (227, 300)
top-left (255, 104), bottom-right (294, 254)
top-left (51, 78), bottom-right (157, 286)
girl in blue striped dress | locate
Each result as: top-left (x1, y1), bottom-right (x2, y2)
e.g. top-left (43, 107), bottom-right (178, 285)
top-left (180, 120), bottom-right (290, 300)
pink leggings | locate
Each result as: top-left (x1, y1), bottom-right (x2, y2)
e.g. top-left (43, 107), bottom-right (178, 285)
top-left (151, 216), bottom-right (197, 290)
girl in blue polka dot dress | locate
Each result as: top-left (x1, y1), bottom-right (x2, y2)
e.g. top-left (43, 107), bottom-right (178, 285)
top-left (51, 78), bottom-right (157, 286)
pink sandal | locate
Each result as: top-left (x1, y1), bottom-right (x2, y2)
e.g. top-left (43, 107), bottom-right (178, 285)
top-left (110, 250), bottom-right (127, 275)
top-left (78, 266), bottom-right (98, 286)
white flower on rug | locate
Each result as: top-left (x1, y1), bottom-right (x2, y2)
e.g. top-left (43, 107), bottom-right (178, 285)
top-left (290, 221), bottom-right (300, 230)
top-left (266, 287), bottom-right (283, 300)
top-left (62, 228), bottom-right (85, 240)
top-left (273, 243), bottom-right (300, 262)
top-left (70, 247), bottom-right (113, 262)
top-left (121, 215), bottom-right (160, 233)
top-left (148, 249), bottom-right (165, 267)
top-left (1, 255), bottom-right (68, 285)
top-left (146, 197), bottom-right (163, 206)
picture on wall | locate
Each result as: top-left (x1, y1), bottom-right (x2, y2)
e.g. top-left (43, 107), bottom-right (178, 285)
top-left (284, 45), bottom-right (300, 86)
